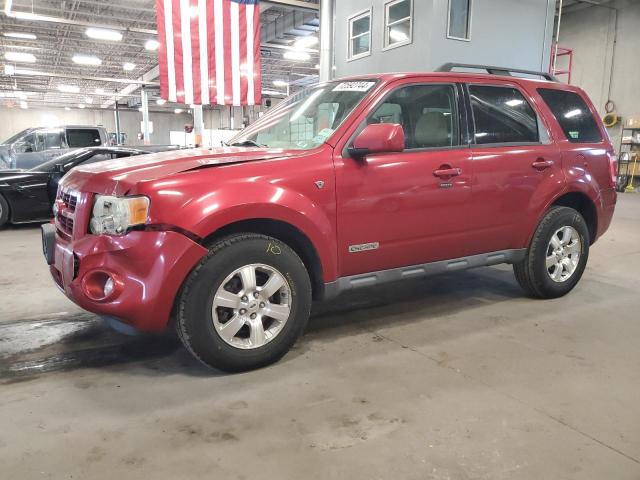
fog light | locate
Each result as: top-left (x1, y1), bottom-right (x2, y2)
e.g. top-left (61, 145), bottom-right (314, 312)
top-left (82, 271), bottom-right (120, 301)
top-left (103, 277), bottom-right (114, 297)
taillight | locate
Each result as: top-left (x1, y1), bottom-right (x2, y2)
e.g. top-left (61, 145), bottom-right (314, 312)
top-left (608, 151), bottom-right (617, 188)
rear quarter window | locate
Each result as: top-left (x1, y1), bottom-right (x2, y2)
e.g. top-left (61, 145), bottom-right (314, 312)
top-left (537, 89), bottom-right (602, 143)
top-left (66, 129), bottom-right (102, 148)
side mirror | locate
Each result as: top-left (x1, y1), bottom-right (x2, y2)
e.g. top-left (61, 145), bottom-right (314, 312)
top-left (54, 163), bottom-right (65, 174)
top-left (348, 123), bottom-right (405, 159)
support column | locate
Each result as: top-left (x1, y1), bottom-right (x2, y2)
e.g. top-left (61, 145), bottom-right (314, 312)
top-left (319, 0), bottom-right (333, 83)
top-left (141, 88), bottom-right (151, 145)
top-left (114, 97), bottom-right (121, 145)
top-left (193, 105), bottom-right (204, 147)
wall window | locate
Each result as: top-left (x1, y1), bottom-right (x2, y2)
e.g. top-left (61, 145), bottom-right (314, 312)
top-left (367, 84), bottom-right (459, 149)
top-left (469, 85), bottom-right (539, 145)
top-left (348, 9), bottom-right (371, 60)
top-left (447, 0), bottom-right (472, 41)
top-left (537, 89), bottom-right (602, 143)
top-left (384, 0), bottom-right (412, 50)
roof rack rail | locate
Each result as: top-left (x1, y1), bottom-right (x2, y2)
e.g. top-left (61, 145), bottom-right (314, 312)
top-left (436, 63), bottom-right (558, 82)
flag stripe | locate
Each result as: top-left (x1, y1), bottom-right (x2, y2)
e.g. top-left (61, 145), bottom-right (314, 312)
top-left (157, 0), bottom-right (261, 106)
top-left (238, 4), bottom-right (248, 106)
top-left (206, 0), bottom-right (216, 103)
top-left (215, 0), bottom-right (225, 105)
top-left (190, 0), bottom-right (201, 104)
top-left (253, 2), bottom-right (262, 106)
top-left (246, 3), bottom-right (254, 105)
top-left (180, 0), bottom-right (193, 105)
top-left (157, 0), bottom-right (168, 100)
top-left (172, 1), bottom-right (185, 103)
top-left (229, 1), bottom-right (240, 106)
top-left (198, 0), bottom-right (209, 105)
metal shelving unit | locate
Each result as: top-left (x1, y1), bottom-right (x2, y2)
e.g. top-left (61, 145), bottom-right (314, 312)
top-left (617, 127), bottom-right (640, 192)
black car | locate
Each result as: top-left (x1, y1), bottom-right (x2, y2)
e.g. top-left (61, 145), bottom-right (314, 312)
top-left (0, 147), bottom-right (150, 228)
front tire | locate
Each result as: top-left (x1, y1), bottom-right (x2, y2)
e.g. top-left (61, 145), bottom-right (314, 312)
top-left (514, 206), bottom-right (589, 299)
top-left (176, 233), bottom-right (312, 372)
top-left (0, 195), bottom-right (9, 229)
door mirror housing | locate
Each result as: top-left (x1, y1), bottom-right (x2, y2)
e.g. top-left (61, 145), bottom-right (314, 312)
top-left (54, 163), bottom-right (66, 174)
top-left (348, 123), bottom-right (405, 159)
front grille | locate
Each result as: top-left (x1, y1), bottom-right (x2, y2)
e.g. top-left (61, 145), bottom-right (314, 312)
top-left (55, 188), bottom-right (79, 237)
top-left (57, 214), bottom-right (74, 236)
top-left (60, 191), bottom-right (77, 212)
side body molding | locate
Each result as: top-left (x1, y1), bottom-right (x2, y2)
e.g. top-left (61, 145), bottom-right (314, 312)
top-left (324, 249), bottom-right (526, 299)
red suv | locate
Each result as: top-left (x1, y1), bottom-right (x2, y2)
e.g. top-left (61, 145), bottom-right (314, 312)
top-left (42, 65), bottom-right (617, 372)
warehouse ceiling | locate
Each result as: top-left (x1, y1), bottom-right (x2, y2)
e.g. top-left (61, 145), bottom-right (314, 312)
top-left (0, 0), bottom-right (320, 111)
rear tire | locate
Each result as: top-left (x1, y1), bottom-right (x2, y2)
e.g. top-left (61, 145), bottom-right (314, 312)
top-left (513, 206), bottom-right (589, 299)
top-left (0, 195), bottom-right (9, 228)
top-left (176, 233), bottom-right (312, 372)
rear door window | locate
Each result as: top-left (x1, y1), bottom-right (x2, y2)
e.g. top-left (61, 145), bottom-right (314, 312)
top-left (537, 88), bottom-right (602, 143)
top-left (469, 85), bottom-right (539, 144)
top-left (66, 129), bottom-right (102, 148)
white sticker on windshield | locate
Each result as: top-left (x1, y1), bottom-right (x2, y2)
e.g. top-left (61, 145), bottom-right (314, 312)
top-left (332, 81), bottom-right (375, 92)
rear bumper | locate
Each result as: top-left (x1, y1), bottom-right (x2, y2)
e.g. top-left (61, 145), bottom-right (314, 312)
top-left (47, 229), bottom-right (208, 332)
top-left (595, 187), bottom-right (617, 242)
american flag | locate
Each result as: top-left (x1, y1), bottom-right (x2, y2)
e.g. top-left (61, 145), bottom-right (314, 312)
top-left (156, 0), bottom-right (262, 106)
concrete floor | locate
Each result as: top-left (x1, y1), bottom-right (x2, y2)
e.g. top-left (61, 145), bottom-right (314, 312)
top-left (0, 195), bottom-right (639, 479)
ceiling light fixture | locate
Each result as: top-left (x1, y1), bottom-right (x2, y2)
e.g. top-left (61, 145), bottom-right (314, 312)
top-left (78, 104), bottom-right (86, 109)
top-left (283, 51), bottom-right (310, 61)
top-left (273, 80), bottom-right (289, 87)
top-left (72, 54), bottom-right (102, 66)
top-left (156, 98), bottom-right (166, 105)
top-left (4, 52), bottom-right (36, 63)
top-left (64, 107), bottom-right (71, 111)
top-left (3, 32), bottom-right (37, 40)
top-left (58, 85), bottom-right (80, 93)
top-left (123, 62), bottom-right (136, 71)
top-left (85, 27), bottom-right (123, 42)
top-left (145, 39), bottom-right (160, 51)
top-left (174, 108), bottom-right (183, 114)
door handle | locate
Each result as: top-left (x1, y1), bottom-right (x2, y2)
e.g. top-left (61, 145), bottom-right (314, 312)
top-left (433, 167), bottom-right (462, 178)
top-left (531, 158), bottom-right (554, 170)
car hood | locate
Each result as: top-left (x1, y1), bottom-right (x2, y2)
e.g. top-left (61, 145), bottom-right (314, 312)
top-left (62, 147), bottom-right (298, 195)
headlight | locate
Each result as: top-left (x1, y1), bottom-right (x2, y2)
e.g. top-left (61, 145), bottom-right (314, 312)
top-left (89, 195), bottom-right (150, 235)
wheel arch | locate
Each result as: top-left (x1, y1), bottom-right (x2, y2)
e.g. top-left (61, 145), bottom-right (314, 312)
top-left (202, 218), bottom-right (326, 301)
top-left (549, 191), bottom-right (598, 244)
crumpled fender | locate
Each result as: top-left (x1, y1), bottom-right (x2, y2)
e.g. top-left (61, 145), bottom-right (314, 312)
top-left (148, 179), bottom-right (338, 282)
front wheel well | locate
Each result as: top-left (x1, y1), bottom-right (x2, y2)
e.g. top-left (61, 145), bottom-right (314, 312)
top-left (551, 192), bottom-right (597, 244)
top-left (202, 219), bottom-right (325, 300)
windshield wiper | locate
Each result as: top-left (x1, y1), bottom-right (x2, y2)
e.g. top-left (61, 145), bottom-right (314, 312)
top-left (227, 140), bottom-right (267, 148)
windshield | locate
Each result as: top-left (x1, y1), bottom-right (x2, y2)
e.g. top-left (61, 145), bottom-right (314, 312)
top-left (229, 80), bottom-right (378, 150)
top-left (2, 129), bottom-right (31, 145)
top-left (29, 149), bottom-right (89, 172)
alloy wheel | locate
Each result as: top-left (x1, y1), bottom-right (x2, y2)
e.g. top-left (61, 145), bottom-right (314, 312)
top-left (546, 226), bottom-right (582, 283)
top-left (211, 263), bottom-right (292, 349)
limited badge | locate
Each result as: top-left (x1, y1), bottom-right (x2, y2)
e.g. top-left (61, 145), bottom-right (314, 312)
top-left (348, 242), bottom-right (379, 253)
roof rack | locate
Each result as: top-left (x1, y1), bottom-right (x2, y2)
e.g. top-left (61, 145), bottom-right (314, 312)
top-left (436, 63), bottom-right (558, 82)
